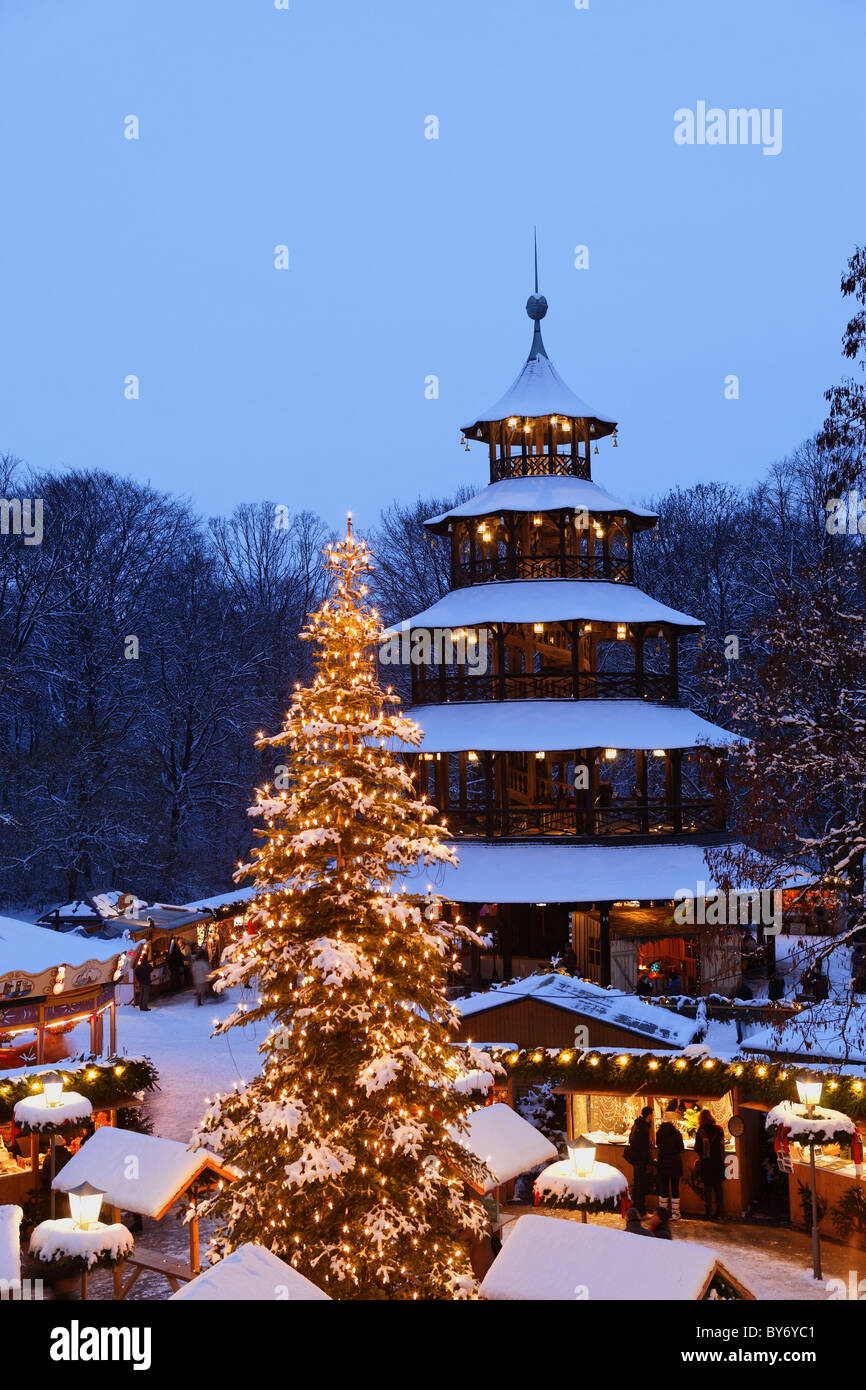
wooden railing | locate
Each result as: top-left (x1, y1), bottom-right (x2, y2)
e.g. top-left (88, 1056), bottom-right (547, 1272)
top-left (412, 670), bottom-right (677, 704)
top-left (451, 554), bottom-right (631, 586)
top-left (492, 452), bottom-right (591, 482)
top-left (444, 797), bottom-right (722, 840)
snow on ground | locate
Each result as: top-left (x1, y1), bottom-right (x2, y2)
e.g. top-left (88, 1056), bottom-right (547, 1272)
top-left (64, 985), bottom-right (264, 1143)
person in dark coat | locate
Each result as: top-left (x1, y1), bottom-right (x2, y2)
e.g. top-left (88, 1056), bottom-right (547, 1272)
top-left (767, 970), bottom-right (785, 1002)
top-left (627, 1105), bottom-right (654, 1216)
top-left (624, 1206), bottom-right (650, 1236)
top-left (167, 938), bottom-right (184, 994)
top-left (655, 1099), bottom-right (685, 1219)
top-left (635, 974), bottom-right (652, 998)
top-left (134, 952), bottom-right (152, 1011)
top-left (694, 1109), bottom-right (726, 1220)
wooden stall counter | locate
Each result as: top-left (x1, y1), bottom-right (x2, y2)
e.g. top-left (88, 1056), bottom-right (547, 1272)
top-left (587, 1133), bottom-right (743, 1218)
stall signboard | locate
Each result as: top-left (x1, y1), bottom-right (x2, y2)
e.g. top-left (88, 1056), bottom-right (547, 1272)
top-left (0, 966), bottom-right (58, 1001)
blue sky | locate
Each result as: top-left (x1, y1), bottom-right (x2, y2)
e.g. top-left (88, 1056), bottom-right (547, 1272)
top-left (0, 0), bottom-right (863, 530)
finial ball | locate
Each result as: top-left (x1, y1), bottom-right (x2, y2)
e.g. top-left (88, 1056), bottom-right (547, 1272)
top-left (526, 292), bottom-right (548, 322)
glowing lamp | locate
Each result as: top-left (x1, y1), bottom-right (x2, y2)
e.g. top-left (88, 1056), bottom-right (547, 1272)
top-left (616, 623), bottom-right (627, 640)
top-left (566, 1135), bottom-right (596, 1178)
top-left (652, 749), bottom-right (666, 758)
top-left (604, 748), bottom-right (617, 761)
top-left (41, 1072), bottom-right (64, 1107)
top-left (533, 622), bottom-right (544, 634)
top-left (507, 417), bottom-right (518, 427)
top-left (796, 1076), bottom-right (823, 1116)
top-left (535, 751), bottom-right (545, 760)
top-left (467, 751), bottom-right (478, 762)
top-left (68, 1181), bottom-right (105, 1231)
top-left (532, 515), bottom-right (542, 527)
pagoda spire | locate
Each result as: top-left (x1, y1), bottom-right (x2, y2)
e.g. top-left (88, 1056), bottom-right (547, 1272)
top-left (526, 228), bottom-right (549, 362)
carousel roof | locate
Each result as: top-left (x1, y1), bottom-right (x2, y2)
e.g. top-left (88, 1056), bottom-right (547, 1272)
top-left (425, 476), bottom-right (657, 531)
top-left (394, 700), bottom-right (737, 753)
top-left (391, 579), bottom-right (703, 633)
top-left (394, 840), bottom-right (760, 904)
top-left (0, 916), bottom-right (129, 975)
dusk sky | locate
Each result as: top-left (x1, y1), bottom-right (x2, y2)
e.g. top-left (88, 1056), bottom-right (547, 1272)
top-left (1, 0), bottom-right (863, 531)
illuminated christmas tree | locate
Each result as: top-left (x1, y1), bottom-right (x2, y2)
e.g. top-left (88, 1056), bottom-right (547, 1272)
top-left (193, 523), bottom-right (489, 1299)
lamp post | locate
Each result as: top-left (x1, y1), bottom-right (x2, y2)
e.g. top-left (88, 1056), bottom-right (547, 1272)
top-left (566, 1134), bottom-right (597, 1184)
top-left (796, 1075), bottom-right (823, 1280)
top-left (67, 1181), bottom-right (105, 1232)
top-left (41, 1071), bottom-right (64, 1107)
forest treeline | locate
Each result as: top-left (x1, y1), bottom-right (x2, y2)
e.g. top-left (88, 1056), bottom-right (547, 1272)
top-left (0, 436), bottom-right (862, 909)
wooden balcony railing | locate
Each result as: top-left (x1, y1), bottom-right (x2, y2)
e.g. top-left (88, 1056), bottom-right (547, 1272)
top-left (492, 452), bottom-right (591, 482)
top-left (445, 796), bottom-right (722, 840)
top-left (451, 554), bottom-right (631, 587)
top-left (412, 670), bottom-right (677, 704)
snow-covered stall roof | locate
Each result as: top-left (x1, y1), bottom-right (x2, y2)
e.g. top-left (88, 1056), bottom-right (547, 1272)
top-left (457, 974), bottom-right (698, 1049)
top-left (395, 700), bottom-right (737, 753)
top-left (425, 477), bottom-right (656, 530)
top-left (394, 840), bottom-right (754, 905)
top-left (180, 886), bottom-right (259, 914)
top-left (53, 1126), bottom-right (236, 1220)
top-left (171, 1243), bottom-right (331, 1301)
top-left (462, 351), bottom-right (616, 438)
top-left (0, 1205), bottom-right (22, 1291)
top-left (450, 1102), bottom-right (557, 1192)
top-left (740, 1002), bottom-right (866, 1065)
top-left (0, 916), bottom-right (129, 974)
top-left (479, 1214), bottom-right (752, 1300)
top-left (390, 579), bottom-right (702, 634)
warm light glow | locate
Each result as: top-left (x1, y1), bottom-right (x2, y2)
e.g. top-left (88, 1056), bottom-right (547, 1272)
top-left (68, 1181), bottom-right (104, 1231)
top-left (467, 751), bottom-right (478, 762)
top-left (652, 749), bottom-right (666, 758)
top-left (535, 751), bottom-right (545, 760)
top-left (532, 515), bottom-right (542, 527)
top-left (41, 1072), bottom-right (64, 1107)
top-left (533, 622), bottom-right (544, 634)
top-left (616, 623), bottom-right (627, 640)
top-left (604, 748), bottom-right (617, 761)
top-left (566, 1136), bottom-right (596, 1178)
top-left (796, 1076), bottom-right (823, 1114)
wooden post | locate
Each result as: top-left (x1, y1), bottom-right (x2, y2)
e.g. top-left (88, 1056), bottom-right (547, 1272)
top-left (599, 905), bottom-right (612, 987)
top-left (110, 1000), bottom-right (117, 1055)
top-left (189, 1211), bottom-right (201, 1276)
top-left (671, 750), bottom-right (683, 833)
top-left (572, 620), bottom-right (580, 700)
top-left (496, 625), bottom-right (505, 702)
top-left (484, 753), bottom-right (494, 841)
top-left (635, 625), bottom-right (645, 699)
top-left (111, 1206), bottom-right (123, 1299)
top-left (636, 750), bottom-right (649, 834)
top-left (670, 631), bottom-right (679, 701)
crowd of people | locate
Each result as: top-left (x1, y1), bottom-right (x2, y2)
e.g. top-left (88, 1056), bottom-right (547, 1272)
top-left (132, 936), bottom-right (216, 1011)
top-left (623, 1103), bottom-right (727, 1237)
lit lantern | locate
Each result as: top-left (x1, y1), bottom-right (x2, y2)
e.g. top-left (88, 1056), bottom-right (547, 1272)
top-left (616, 623), bottom-right (627, 640)
top-left (535, 751), bottom-right (545, 761)
top-left (652, 749), bottom-right (666, 758)
top-left (604, 748), bottom-right (617, 761)
top-left (507, 417), bottom-right (518, 427)
top-left (467, 751), bottom-right (478, 762)
top-left (532, 515), bottom-right (542, 527)
top-left (796, 1075), bottom-right (823, 1116)
top-left (41, 1072), bottom-right (64, 1108)
top-left (68, 1181), bottom-right (105, 1231)
top-left (533, 622), bottom-right (544, 634)
top-left (566, 1135), bottom-right (597, 1178)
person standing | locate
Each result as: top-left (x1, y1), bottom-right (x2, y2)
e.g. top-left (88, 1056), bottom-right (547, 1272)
top-left (694, 1109), bottom-right (726, 1220)
top-left (191, 951), bottom-right (210, 1007)
top-left (134, 951), bottom-right (153, 1012)
top-left (767, 970), bottom-right (785, 1002)
top-left (167, 938), bottom-right (184, 994)
top-left (655, 1100), bottom-right (685, 1220)
top-left (627, 1105), bottom-right (654, 1217)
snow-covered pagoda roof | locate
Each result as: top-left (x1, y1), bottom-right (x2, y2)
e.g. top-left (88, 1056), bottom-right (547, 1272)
top-left (479, 1214), bottom-right (753, 1300)
top-left (394, 700), bottom-right (737, 753)
top-left (53, 1126), bottom-right (237, 1220)
top-left (391, 579), bottom-right (703, 634)
top-left (457, 973), bottom-right (698, 1049)
top-left (171, 1243), bottom-right (331, 1301)
top-left (461, 289), bottom-right (616, 442)
top-left (425, 476), bottom-right (657, 532)
top-left (450, 1102), bottom-right (557, 1193)
top-left (394, 840), bottom-right (759, 904)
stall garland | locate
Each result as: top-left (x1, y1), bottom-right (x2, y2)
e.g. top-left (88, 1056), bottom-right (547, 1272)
top-left (0, 1055), bottom-right (158, 1123)
top-left (489, 1048), bottom-right (866, 1119)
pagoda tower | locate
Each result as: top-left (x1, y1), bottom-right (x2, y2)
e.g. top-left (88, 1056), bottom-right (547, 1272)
top-left (393, 269), bottom-right (743, 997)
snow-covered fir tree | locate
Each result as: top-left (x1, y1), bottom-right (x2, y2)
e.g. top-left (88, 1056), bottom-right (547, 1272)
top-left (192, 524), bottom-right (489, 1298)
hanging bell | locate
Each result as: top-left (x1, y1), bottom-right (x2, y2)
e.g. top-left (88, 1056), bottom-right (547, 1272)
top-left (594, 444), bottom-right (599, 455)
top-left (612, 433), bottom-right (618, 448)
